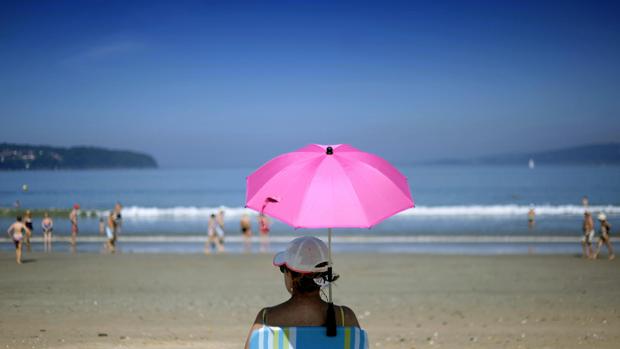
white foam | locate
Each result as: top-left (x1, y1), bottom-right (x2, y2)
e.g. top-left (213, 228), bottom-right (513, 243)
top-left (104, 204), bottom-right (620, 220)
top-left (396, 205), bottom-right (620, 217)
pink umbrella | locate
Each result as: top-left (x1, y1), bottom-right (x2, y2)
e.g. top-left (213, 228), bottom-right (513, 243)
top-left (246, 144), bottom-right (414, 227)
top-left (245, 144), bottom-right (414, 334)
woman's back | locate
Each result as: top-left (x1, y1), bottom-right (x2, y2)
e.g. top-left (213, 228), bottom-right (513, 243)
top-left (260, 300), bottom-right (358, 328)
top-left (245, 236), bottom-right (361, 349)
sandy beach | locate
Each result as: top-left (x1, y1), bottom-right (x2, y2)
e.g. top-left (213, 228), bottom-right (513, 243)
top-left (1, 251), bottom-right (619, 349)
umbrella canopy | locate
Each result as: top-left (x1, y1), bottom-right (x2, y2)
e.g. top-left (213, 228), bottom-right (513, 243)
top-left (246, 144), bottom-right (414, 228)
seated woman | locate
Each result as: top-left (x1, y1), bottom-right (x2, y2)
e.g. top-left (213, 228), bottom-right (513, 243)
top-left (244, 236), bottom-right (360, 348)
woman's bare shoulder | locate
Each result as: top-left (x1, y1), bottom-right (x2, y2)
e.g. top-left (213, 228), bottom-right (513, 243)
top-left (339, 305), bottom-right (360, 327)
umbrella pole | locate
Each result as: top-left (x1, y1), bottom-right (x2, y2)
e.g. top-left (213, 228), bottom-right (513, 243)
top-left (328, 227), bottom-right (332, 303)
top-left (326, 227), bottom-right (336, 336)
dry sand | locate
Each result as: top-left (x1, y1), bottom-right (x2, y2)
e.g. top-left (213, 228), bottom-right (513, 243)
top-left (1, 251), bottom-right (619, 349)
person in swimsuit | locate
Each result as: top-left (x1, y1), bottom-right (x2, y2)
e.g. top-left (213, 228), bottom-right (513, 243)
top-left (69, 204), bottom-right (80, 248)
top-left (7, 216), bottom-right (29, 264)
top-left (215, 210), bottom-right (226, 249)
top-left (205, 213), bottom-right (223, 254)
top-left (98, 217), bottom-right (105, 236)
top-left (240, 214), bottom-right (252, 253)
top-left (258, 213), bottom-right (271, 252)
top-left (41, 212), bottom-right (54, 252)
top-left (582, 211), bottom-right (595, 259)
top-left (593, 213), bottom-right (615, 260)
top-left (527, 207), bottom-right (536, 230)
top-left (244, 236), bottom-right (360, 349)
top-left (113, 202), bottom-right (123, 237)
top-left (105, 211), bottom-right (117, 253)
top-left (24, 210), bottom-right (33, 252)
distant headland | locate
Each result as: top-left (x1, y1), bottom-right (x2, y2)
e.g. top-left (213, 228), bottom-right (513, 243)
top-left (0, 143), bottom-right (158, 170)
top-left (427, 143), bottom-right (620, 166)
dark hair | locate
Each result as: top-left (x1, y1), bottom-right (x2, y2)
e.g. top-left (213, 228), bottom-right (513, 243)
top-left (281, 266), bottom-right (340, 294)
top-left (16, 216), bottom-right (22, 222)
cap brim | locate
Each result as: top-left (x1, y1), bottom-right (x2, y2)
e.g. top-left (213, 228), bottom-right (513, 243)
top-left (273, 251), bottom-right (287, 267)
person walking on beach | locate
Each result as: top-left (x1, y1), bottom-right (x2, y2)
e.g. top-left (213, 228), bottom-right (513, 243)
top-left (593, 213), bottom-right (615, 260)
top-left (244, 236), bottom-right (360, 349)
top-left (7, 216), bottom-right (29, 264)
top-left (240, 214), bottom-right (253, 253)
top-left (113, 202), bottom-right (123, 236)
top-left (258, 213), bottom-right (271, 252)
top-left (69, 204), bottom-right (80, 248)
top-left (41, 212), bottom-right (54, 252)
top-left (216, 210), bottom-right (226, 250)
top-left (582, 211), bottom-right (595, 259)
top-left (105, 211), bottom-right (117, 253)
top-left (24, 210), bottom-right (34, 252)
top-left (205, 213), bottom-right (223, 254)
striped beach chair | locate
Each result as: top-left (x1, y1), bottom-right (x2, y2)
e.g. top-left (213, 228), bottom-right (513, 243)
top-left (248, 326), bottom-right (369, 349)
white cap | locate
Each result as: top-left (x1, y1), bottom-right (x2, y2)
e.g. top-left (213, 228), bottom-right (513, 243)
top-left (273, 236), bottom-right (329, 274)
top-left (598, 212), bottom-right (607, 221)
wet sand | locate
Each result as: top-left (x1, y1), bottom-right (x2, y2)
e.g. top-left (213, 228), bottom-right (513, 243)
top-left (1, 252), bottom-right (619, 348)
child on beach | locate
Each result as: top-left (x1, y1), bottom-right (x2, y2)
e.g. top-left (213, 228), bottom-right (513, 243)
top-left (41, 212), bottom-right (53, 252)
top-left (593, 213), bottom-right (615, 260)
top-left (7, 216), bottom-right (29, 264)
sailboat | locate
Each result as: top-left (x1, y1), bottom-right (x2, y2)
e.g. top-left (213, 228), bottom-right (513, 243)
top-left (528, 158), bottom-right (535, 169)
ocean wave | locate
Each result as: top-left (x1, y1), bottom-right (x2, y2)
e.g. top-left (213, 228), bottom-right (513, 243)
top-left (109, 204), bottom-right (620, 219)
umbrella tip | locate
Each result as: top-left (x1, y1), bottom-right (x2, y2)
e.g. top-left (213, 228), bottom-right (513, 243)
top-left (326, 146), bottom-right (333, 155)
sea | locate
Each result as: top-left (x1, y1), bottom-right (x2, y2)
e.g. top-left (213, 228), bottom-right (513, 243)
top-left (1, 165), bottom-right (619, 254)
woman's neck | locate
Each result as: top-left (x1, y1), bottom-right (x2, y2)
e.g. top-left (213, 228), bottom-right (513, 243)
top-left (289, 291), bottom-right (322, 302)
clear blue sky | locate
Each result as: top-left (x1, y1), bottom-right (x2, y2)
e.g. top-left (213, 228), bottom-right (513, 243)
top-left (1, 0), bottom-right (619, 167)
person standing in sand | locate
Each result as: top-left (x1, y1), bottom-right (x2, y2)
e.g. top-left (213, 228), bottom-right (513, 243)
top-left (593, 213), bottom-right (615, 260)
top-left (98, 217), bottom-right (105, 236)
top-left (7, 216), bottom-right (29, 264)
top-left (216, 209), bottom-right (226, 250)
top-left (258, 213), bottom-right (271, 252)
top-left (582, 211), bottom-right (595, 259)
top-left (69, 204), bottom-right (80, 248)
top-left (41, 212), bottom-right (54, 252)
top-left (240, 214), bottom-right (253, 253)
top-left (24, 210), bottom-right (33, 252)
top-left (206, 213), bottom-right (223, 254)
top-left (105, 211), bottom-right (117, 253)
top-left (113, 202), bottom-right (123, 237)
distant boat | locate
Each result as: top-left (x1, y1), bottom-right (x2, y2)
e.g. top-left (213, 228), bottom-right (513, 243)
top-left (528, 158), bottom-right (535, 169)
